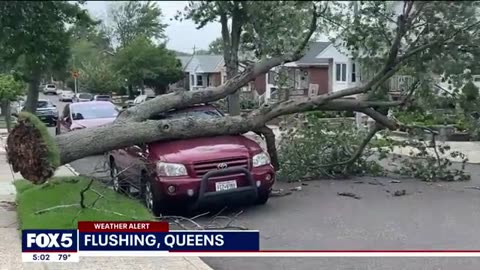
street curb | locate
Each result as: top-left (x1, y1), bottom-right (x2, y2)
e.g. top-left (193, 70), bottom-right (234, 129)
top-left (64, 164), bottom-right (79, 176)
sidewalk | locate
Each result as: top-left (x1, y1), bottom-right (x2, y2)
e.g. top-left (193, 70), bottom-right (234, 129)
top-left (0, 131), bottom-right (213, 270)
top-left (385, 135), bottom-right (480, 164)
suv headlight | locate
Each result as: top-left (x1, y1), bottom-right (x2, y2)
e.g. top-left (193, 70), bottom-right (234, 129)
top-left (156, 162), bottom-right (188, 177)
top-left (252, 152), bottom-right (270, 167)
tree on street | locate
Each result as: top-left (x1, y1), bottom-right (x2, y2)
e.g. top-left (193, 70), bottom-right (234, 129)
top-left (6, 1), bottom-right (480, 184)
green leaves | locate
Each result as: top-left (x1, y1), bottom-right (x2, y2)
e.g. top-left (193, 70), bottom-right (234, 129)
top-left (113, 37), bottom-right (183, 95)
top-left (179, 1), bottom-right (323, 59)
top-left (0, 74), bottom-right (25, 101)
top-left (109, 1), bottom-right (167, 47)
top-left (278, 117), bottom-right (385, 181)
top-left (0, 1), bottom-right (93, 74)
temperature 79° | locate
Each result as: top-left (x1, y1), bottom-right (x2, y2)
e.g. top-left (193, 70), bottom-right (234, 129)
top-left (58, 254), bottom-right (71, 261)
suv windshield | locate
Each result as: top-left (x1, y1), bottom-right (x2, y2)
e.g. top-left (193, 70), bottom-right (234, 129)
top-left (37, 101), bottom-right (51, 108)
top-left (47, 85), bottom-right (55, 88)
top-left (71, 104), bottom-right (118, 120)
top-left (78, 93), bottom-right (92, 99)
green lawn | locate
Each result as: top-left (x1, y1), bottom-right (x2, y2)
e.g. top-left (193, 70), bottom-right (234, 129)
top-left (15, 176), bottom-right (154, 230)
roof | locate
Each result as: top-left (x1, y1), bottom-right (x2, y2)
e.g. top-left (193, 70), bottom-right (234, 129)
top-left (193, 55), bottom-right (224, 73)
top-left (177, 56), bottom-right (193, 70)
top-left (180, 54), bottom-right (224, 73)
top-left (295, 42), bottom-right (331, 65)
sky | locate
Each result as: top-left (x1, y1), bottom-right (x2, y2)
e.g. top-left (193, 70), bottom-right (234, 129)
top-left (85, 1), bottom-right (221, 53)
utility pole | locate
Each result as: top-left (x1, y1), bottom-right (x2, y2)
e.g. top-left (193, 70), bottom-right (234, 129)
top-left (74, 77), bottom-right (78, 95)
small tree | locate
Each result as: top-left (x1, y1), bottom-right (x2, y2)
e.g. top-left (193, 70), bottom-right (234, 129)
top-left (0, 74), bottom-right (25, 131)
top-left (113, 37), bottom-right (183, 96)
top-left (460, 80), bottom-right (479, 113)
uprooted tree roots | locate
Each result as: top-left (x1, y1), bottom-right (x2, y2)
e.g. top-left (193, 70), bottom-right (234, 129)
top-left (6, 112), bottom-right (60, 184)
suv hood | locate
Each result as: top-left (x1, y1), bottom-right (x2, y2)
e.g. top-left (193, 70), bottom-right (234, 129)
top-left (149, 135), bottom-right (263, 163)
top-left (71, 118), bottom-right (116, 129)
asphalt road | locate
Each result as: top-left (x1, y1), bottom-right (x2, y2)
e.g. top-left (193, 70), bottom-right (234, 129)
top-left (42, 93), bottom-right (480, 270)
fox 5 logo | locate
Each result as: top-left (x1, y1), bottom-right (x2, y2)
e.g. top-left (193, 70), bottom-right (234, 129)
top-left (22, 230), bottom-right (77, 252)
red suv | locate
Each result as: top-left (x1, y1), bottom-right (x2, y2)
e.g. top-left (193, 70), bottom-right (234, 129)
top-left (108, 105), bottom-right (275, 215)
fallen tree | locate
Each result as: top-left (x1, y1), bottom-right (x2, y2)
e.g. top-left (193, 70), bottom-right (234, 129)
top-left (7, 1), bottom-right (480, 183)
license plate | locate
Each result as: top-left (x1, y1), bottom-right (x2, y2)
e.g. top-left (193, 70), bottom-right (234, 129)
top-left (215, 180), bottom-right (237, 191)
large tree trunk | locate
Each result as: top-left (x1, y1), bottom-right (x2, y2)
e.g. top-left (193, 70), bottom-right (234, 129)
top-left (226, 58), bottom-right (241, 115)
top-left (4, 101), bottom-right (11, 132)
top-left (220, 2), bottom-right (242, 116)
top-left (6, 4), bottom-right (446, 184)
top-left (24, 68), bottom-right (41, 113)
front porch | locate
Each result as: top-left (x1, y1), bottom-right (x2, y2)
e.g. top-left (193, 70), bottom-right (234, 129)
top-left (264, 65), bottom-right (330, 103)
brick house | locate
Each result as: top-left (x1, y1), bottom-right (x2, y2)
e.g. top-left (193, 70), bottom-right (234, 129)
top-left (263, 41), bottom-right (362, 103)
top-left (173, 54), bottom-right (266, 102)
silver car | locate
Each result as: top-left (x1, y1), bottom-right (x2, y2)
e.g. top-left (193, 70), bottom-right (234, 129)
top-left (43, 84), bottom-right (57, 95)
top-left (59, 90), bottom-right (75, 102)
top-left (73, 93), bottom-right (93, 102)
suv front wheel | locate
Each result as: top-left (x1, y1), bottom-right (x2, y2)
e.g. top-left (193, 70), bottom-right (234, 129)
top-left (109, 159), bottom-right (129, 194)
top-left (141, 173), bottom-right (163, 217)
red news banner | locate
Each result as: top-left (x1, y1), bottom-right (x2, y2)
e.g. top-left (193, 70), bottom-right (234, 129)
top-left (78, 221), bottom-right (169, 232)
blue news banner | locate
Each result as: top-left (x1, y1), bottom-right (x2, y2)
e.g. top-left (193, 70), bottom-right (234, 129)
top-left (22, 222), bottom-right (260, 263)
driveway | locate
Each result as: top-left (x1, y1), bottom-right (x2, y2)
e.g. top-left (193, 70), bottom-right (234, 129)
top-left (42, 93), bottom-right (480, 270)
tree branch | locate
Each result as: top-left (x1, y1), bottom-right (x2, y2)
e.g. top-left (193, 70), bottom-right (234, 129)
top-left (117, 5), bottom-right (319, 123)
top-left (318, 124), bottom-right (383, 168)
top-left (255, 126), bottom-right (279, 171)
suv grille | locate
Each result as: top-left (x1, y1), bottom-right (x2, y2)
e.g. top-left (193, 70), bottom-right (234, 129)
top-left (193, 157), bottom-right (249, 177)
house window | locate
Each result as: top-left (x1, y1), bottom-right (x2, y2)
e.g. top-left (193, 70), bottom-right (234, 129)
top-left (268, 71), bottom-right (276, 85)
top-left (196, 75), bottom-right (203, 86)
top-left (336, 63), bottom-right (347, 82)
top-left (351, 63), bottom-right (356, 83)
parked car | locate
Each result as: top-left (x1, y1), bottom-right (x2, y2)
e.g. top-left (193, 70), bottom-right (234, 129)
top-left (108, 104), bottom-right (275, 216)
top-left (122, 100), bottom-right (135, 109)
top-left (56, 101), bottom-right (118, 135)
top-left (92, 95), bottom-right (112, 102)
top-left (59, 90), bottom-right (75, 102)
top-left (56, 89), bottom-right (64, 95)
top-left (43, 84), bottom-right (57, 95)
top-left (73, 93), bottom-right (93, 103)
top-left (133, 94), bottom-right (155, 106)
top-left (20, 99), bottom-right (58, 126)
